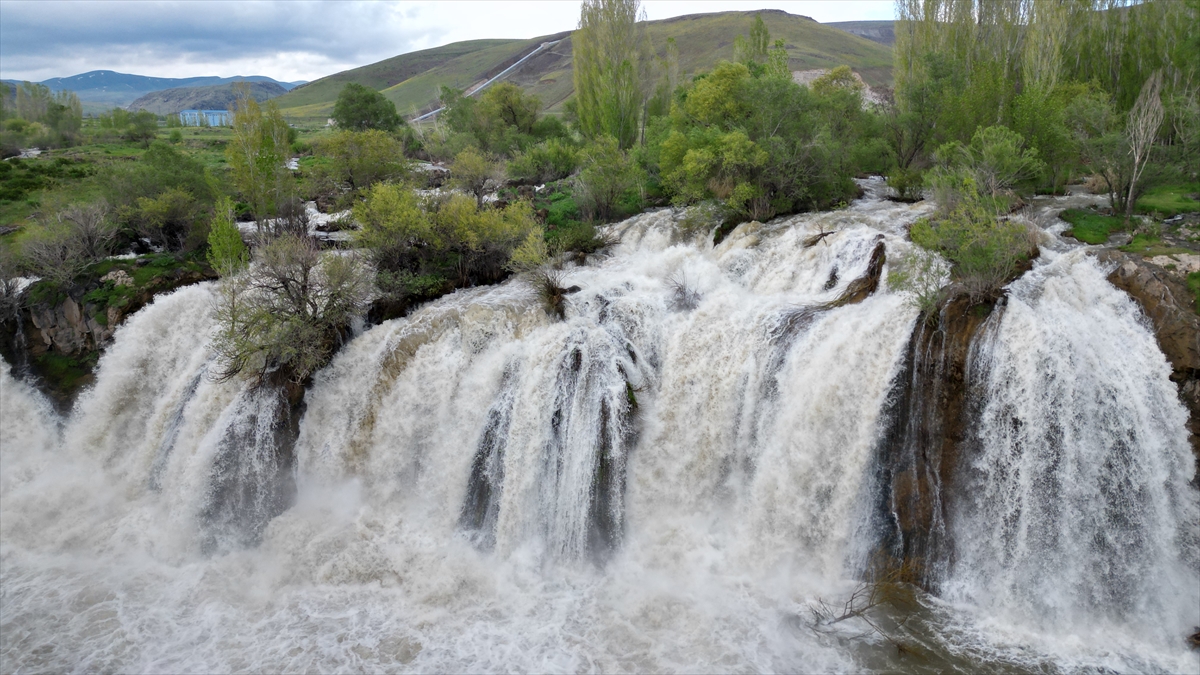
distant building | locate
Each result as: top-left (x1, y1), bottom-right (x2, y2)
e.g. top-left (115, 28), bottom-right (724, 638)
top-left (179, 110), bottom-right (231, 127)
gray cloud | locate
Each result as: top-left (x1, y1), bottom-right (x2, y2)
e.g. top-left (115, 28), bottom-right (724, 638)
top-left (0, 1), bottom-right (892, 83)
top-left (0, 1), bottom-right (442, 81)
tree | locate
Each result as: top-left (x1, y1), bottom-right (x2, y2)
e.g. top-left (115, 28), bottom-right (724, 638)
top-left (207, 197), bottom-right (249, 276)
top-left (1124, 71), bottom-right (1164, 219)
top-left (211, 234), bottom-right (372, 383)
top-left (332, 82), bottom-right (401, 132)
top-left (572, 0), bottom-right (646, 149)
top-left (478, 83), bottom-right (540, 135)
top-left (227, 93), bottom-right (291, 227)
top-left (126, 110), bottom-right (158, 145)
top-left (451, 147), bottom-right (503, 208)
top-left (313, 129), bottom-right (409, 192)
top-left (929, 126), bottom-right (1044, 204)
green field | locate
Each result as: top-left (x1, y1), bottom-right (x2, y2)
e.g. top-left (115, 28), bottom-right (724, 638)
top-left (1136, 183), bottom-right (1200, 218)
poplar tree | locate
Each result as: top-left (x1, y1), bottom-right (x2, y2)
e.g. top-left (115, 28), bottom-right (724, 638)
top-left (227, 87), bottom-right (291, 228)
top-left (572, 0), bottom-right (646, 149)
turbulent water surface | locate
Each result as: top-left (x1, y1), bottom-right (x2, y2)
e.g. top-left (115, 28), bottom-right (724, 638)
top-left (2, 181), bottom-right (1197, 673)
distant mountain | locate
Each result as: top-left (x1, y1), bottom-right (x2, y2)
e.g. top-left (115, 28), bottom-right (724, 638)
top-left (274, 9), bottom-right (893, 119)
top-left (826, 21), bottom-right (895, 46)
top-left (126, 81), bottom-right (287, 115)
top-left (9, 70), bottom-right (306, 113)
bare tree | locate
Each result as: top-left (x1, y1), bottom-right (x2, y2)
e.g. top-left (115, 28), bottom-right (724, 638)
top-left (211, 234), bottom-right (372, 383)
top-left (1125, 71), bottom-right (1164, 220)
top-left (59, 202), bottom-right (117, 259)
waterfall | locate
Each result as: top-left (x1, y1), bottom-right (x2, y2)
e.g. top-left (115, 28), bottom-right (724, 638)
top-left (943, 249), bottom-right (1199, 660)
top-left (1, 190), bottom-right (1196, 673)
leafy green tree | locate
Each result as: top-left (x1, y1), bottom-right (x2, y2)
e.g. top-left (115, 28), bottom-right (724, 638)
top-left (573, 0), bottom-right (646, 149)
top-left (332, 82), bottom-right (401, 132)
top-left (126, 110), bottom-right (159, 145)
top-left (227, 95), bottom-right (291, 227)
top-left (929, 126), bottom-right (1044, 207)
top-left (207, 197), bottom-right (249, 276)
top-left (313, 129), bottom-right (409, 192)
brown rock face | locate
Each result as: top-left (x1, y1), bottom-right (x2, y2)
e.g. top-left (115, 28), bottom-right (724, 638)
top-left (871, 291), bottom-right (999, 588)
top-left (1097, 250), bottom-right (1200, 469)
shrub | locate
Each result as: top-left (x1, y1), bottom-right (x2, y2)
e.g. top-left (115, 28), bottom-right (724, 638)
top-left (507, 138), bottom-right (579, 184)
top-left (451, 147), bottom-right (504, 208)
top-left (575, 135), bottom-right (643, 221)
top-left (332, 82), bottom-right (402, 132)
top-left (910, 196), bottom-right (1035, 301)
top-left (887, 167), bottom-right (925, 201)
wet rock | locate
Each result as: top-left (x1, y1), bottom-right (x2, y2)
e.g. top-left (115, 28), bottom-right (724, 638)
top-left (872, 290), bottom-right (999, 588)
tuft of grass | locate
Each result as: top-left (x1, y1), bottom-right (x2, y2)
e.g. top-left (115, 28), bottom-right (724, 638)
top-left (1060, 208), bottom-right (1125, 244)
top-left (1136, 184), bottom-right (1200, 218)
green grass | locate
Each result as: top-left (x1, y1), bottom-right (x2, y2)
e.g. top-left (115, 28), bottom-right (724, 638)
top-left (1119, 234), bottom-right (1192, 256)
top-left (1136, 183), bottom-right (1200, 218)
top-left (1060, 208), bottom-right (1126, 244)
top-left (78, 252), bottom-right (207, 312)
top-left (32, 351), bottom-right (98, 396)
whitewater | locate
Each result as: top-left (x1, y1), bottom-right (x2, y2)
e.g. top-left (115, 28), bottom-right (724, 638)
top-left (2, 181), bottom-right (1197, 673)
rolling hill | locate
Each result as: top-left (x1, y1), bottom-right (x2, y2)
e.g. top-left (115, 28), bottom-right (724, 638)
top-left (273, 9), bottom-right (893, 120)
top-left (126, 81), bottom-right (287, 115)
top-left (19, 71), bottom-right (305, 114)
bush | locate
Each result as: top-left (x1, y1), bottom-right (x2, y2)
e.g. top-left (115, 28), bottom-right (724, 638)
top-left (507, 138), bottom-right (579, 184)
top-left (575, 136), bottom-right (643, 221)
top-left (910, 196), bottom-right (1036, 301)
top-left (101, 142), bottom-right (219, 250)
top-left (930, 126), bottom-right (1044, 205)
top-left (887, 167), bottom-right (925, 201)
top-left (354, 182), bottom-right (539, 288)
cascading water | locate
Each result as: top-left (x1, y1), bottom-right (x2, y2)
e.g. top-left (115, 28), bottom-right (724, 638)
top-left (1, 183), bottom-right (1196, 673)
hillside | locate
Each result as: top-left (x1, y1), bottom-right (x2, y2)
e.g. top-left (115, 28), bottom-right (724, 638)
top-left (274, 10), bottom-right (893, 119)
top-left (276, 39), bottom-right (525, 115)
top-left (31, 70), bottom-right (305, 113)
top-left (126, 81), bottom-right (287, 115)
top-left (826, 20), bottom-right (895, 46)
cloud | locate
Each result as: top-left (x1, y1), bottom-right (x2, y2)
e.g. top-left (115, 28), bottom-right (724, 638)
top-left (0, 1), bottom-right (448, 82)
top-left (0, 1), bottom-right (892, 83)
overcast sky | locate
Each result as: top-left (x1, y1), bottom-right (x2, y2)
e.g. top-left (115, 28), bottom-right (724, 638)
top-left (0, 1), bottom-right (894, 84)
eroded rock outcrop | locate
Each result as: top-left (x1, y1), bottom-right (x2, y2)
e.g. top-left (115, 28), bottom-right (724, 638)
top-left (872, 291), bottom-right (998, 587)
